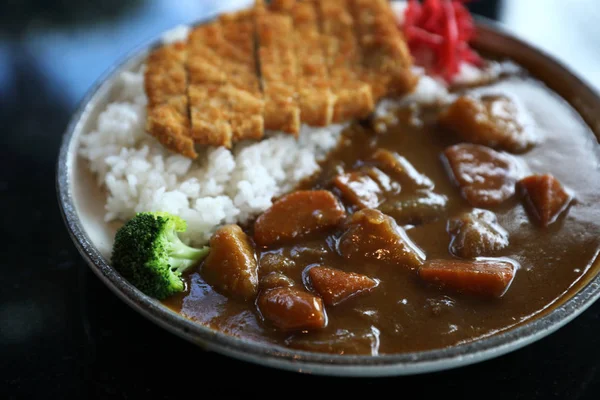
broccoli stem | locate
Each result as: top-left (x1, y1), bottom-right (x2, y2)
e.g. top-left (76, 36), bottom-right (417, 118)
top-left (167, 230), bottom-right (210, 274)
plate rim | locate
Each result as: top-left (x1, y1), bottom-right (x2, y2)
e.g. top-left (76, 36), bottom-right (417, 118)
top-left (56, 14), bottom-right (600, 377)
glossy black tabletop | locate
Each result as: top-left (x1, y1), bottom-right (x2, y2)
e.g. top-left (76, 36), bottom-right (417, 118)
top-left (2, 1), bottom-right (599, 398)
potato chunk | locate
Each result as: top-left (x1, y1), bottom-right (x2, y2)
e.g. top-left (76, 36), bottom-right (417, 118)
top-left (443, 143), bottom-right (521, 207)
top-left (439, 95), bottom-right (535, 153)
top-left (419, 259), bottom-right (517, 298)
top-left (308, 266), bottom-right (378, 306)
top-left (517, 174), bottom-right (573, 227)
top-left (447, 209), bottom-right (509, 259)
top-left (202, 224), bottom-right (258, 301)
top-left (257, 286), bottom-right (326, 331)
top-left (337, 209), bottom-right (425, 269)
top-left (254, 190), bottom-right (346, 247)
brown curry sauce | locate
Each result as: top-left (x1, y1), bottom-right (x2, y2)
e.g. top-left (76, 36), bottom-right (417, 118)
top-left (163, 74), bottom-right (600, 355)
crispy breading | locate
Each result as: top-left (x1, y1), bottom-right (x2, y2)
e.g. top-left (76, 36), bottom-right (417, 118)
top-left (144, 42), bottom-right (196, 158)
top-left (256, 1), bottom-right (301, 134)
top-left (224, 84), bottom-right (265, 141)
top-left (147, 105), bottom-right (196, 159)
top-left (187, 11), bottom-right (264, 145)
top-left (349, 0), bottom-right (417, 100)
top-left (268, 0), bottom-right (295, 11)
top-left (144, 0), bottom-right (417, 157)
top-left (287, 1), bottom-right (336, 127)
top-left (188, 82), bottom-right (264, 148)
top-left (187, 24), bottom-right (227, 85)
top-left (220, 11), bottom-right (265, 140)
top-left (316, 0), bottom-right (374, 123)
top-left (144, 42), bottom-right (188, 106)
top-left (188, 84), bottom-right (233, 148)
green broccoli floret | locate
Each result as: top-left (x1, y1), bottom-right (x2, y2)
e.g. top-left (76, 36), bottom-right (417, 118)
top-left (111, 211), bottom-right (209, 300)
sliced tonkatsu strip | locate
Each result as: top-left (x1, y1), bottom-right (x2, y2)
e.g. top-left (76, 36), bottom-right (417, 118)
top-left (349, 0), bottom-right (417, 100)
top-left (316, 0), bottom-right (374, 123)
top-left (145, 42), bottom-right (188, 106)
top-left (255, 1), bottom-right (301, 134)
top-left (270, 0), bottom-right (336, 127)
top-left (144, 42), bottom-right (197, 158)
top-left (187, 10), bottom-right (264, 148)
top-left (220, 11), bottom-right (264, 142)
top-left (187, 23), bottom-right (232, 148)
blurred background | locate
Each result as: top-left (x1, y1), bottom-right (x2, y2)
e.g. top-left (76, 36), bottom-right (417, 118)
top-left (1, 1), bottom-right (599, 399)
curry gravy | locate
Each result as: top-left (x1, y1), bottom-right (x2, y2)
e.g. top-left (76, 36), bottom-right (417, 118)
top-left (163, 76), bottom-right (600, 355)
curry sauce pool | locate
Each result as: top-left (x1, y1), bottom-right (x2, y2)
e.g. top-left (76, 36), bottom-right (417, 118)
top-left (161, 75), bottom-right (600, 355)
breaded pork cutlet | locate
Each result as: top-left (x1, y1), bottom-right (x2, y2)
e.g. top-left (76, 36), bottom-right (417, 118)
top-left (270, 0), bottom-right (336, 127)
top-left (316, 0), bottom-right (374, 123)
top-left (144, 1), bottom-right (417, 158)
top-left (349, 0), bottom-right (417, 100)
top-left (220, 11), bottom-right (264, 142)
top-left (144, 42), bottom-right (197, 158)
top-left (255, 1), bottom-right (301, 135)
top-left (187, 10), bottom-right (264, 149)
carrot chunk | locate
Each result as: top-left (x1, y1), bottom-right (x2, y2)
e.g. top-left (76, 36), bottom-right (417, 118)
top-left (257, 286), bottom-right (326, 331)
top-left (308, 266), bottom-right (378, 306)
top-left (443, 143), bottom-right (521, 207)
top-left (517, 174), bottom-right (573, 227)
top-left (254, 190), bottom-right (346, 247)
top-left (418, 259), bottom-right (517, 298)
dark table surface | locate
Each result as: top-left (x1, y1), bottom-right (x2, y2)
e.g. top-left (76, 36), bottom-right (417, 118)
top-left (2, 1), bottom-right (599, 398)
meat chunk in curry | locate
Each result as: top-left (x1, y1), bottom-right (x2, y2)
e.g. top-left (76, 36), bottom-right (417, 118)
top-left (378, 191), bottom-right (448, 225)
top-left (259, 271), bottom-right (295, 291)
top-left (308, 266), bottom-right (378, 306)
top-left (253, 190), bottom-right (346, 247)
top-left (447, 209), bottom-right (509, 259)
top-left (337, 208), bottom-right (425, 268)
top-left (257, 286), bottom-right (326, 331)
top-left (419, 259), bottom-right (517, 298)
top-left (258, 252), bottom-right (296, 277)
top-left (333, 170), bottom-right (385, 209)
top-left (517, 174), bottom-right (573, 227)
top-left (369, 149), bottom-right (434, 190)
top-left (443, 143), bottom-right (522, 208)
top-left (202, 224), bottom-right (258, 301)
top-left (439, 94), bottom-right (535, 153)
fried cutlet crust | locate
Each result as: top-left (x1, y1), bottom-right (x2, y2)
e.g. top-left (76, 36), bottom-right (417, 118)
top-left (316, 0), bottom-right (374, 123)
top-left (144, 0), bottom-right (416, 157)
top-left (349, 0), bottom-right (417, 100)
top-left (144, 42), bottom-right (196, 158)
top-left (256, 1), bottom-right (301, 134)
top-left (187, 11), bottom-right (264, 147)
top-left (283, 0), bottom-right (336, 127)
